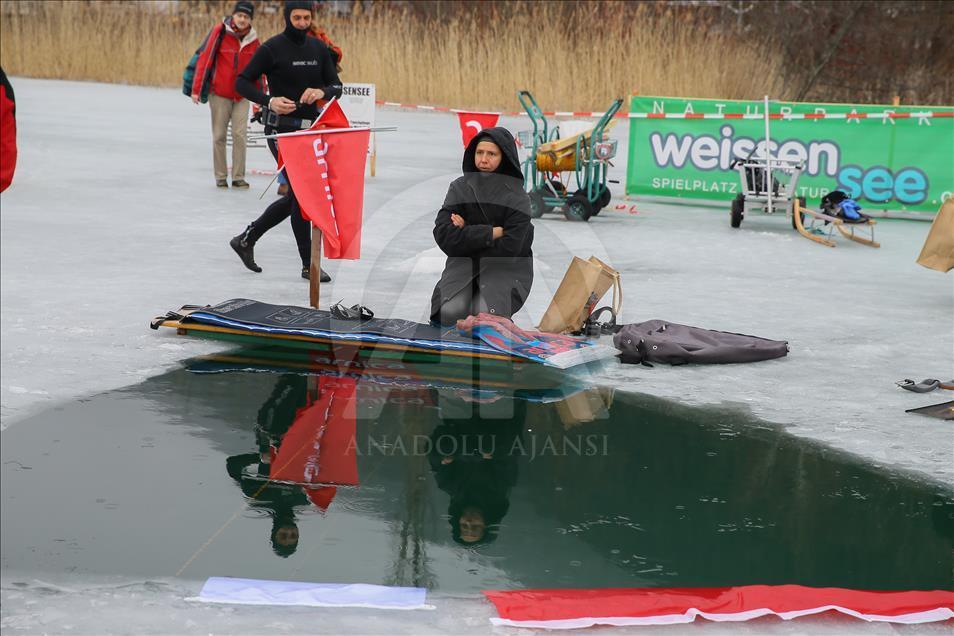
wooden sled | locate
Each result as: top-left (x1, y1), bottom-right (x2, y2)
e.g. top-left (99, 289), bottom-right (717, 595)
top-left (793, 199), bottom-right (880, 248)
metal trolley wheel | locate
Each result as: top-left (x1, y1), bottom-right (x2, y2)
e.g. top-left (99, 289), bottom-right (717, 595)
top-left (731, 193), bottom-right (745, 228)
top-left (574, 135), bottom-right (590, 193)
top-left (564, 192), bottom-right (594, 222)
top-left (528, 190), bottom-right (547, 218)
top-left (590, 186), bottom-right (611, 216)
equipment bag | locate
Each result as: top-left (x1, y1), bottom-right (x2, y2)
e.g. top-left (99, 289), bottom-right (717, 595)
top-left (614, 319), bottom-right (788, 366)
top-left (182, 23), bottom-right (225, 103)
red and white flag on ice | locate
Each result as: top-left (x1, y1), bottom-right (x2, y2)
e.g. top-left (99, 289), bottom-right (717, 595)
top-left (483, 585), bottom-right (954, 629)
top-left (277, 100), bottom-right (370, 259)
top-left (457, 111), bottom-right (500, 148)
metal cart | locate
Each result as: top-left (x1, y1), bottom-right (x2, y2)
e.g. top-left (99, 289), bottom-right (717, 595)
top-left (730, 156), bottom-right (805, 229)
top-left (517, 90), bottom-right (622, 222)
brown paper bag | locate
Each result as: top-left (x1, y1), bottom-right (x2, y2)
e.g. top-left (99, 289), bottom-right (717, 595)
top-left (538, 256), bottom-right (622, 334)
top-left (917, 199), bottom-right (954, 272)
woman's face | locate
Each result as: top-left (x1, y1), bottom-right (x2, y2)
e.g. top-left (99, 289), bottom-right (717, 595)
top-left (458, 507), bottom-right (487, 543)
top-left (474, 140), bottom-right (503, 173)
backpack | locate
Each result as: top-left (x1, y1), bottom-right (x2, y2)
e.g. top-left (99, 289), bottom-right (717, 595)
top-left (821, 190), bottom-right (868, 222)
top-left (182, 22), bottom-right (225, 103)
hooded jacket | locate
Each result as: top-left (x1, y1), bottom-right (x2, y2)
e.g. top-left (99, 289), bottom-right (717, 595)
top-left (192, 17), bottom-right (261, 102)
top-left (0, 68), bottom-right (15, 193)
top-left (430, 127), bottom-right (535, 322)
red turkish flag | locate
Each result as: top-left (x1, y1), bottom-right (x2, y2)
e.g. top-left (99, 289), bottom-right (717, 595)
top-left (457, 111), bottom-right (500, 148)
top-left (274, 98), bottom-right (351, 178)
top-left (278, 125), bottom-right (370, 260)
top-left (484, 586), bottom-right (954, 628)
top-left (313, 98), bottom-right (350, 129)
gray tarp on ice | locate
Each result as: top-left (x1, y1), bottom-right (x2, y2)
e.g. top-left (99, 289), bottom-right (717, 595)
top-left (613, 319), bottom-right (789, 365)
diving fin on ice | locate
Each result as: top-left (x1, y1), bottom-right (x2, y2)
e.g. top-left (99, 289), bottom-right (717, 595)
top-left (905, 401), bottom-right (954, 420)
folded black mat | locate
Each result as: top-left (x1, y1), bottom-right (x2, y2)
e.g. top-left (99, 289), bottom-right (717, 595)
top-left (170, 299), bottom-right (496, 355)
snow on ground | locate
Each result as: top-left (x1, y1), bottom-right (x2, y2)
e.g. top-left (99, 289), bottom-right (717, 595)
top-left (3, 78), bottom-right (951, 486)
top-left (2, 76), bottom-right (952, 634)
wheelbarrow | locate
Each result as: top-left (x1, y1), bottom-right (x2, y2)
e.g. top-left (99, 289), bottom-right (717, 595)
top-left (517, 90), bottom-right (622, 222)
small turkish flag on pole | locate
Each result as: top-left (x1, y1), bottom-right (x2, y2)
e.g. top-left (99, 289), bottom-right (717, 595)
top-left (456, 111), bottom-right (500, 147)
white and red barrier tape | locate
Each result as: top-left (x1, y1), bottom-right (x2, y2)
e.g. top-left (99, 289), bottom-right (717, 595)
top-left (629, 111), bottom-right (953, 120)
top-left (375, 100), bottom-right (620, 118)
top-left (374, 100), bottom-right (952, 121)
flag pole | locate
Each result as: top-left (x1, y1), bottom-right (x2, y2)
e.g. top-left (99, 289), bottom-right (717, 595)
top-left (309, 226), bottom-right (322, 309)
top-left (370, 134), bottom-right (377, 178)
top-left (263, 126), bottom-right (396, 139)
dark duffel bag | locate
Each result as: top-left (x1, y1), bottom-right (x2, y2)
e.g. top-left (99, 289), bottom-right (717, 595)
top-left (613, 319), bottom-right (789, 365)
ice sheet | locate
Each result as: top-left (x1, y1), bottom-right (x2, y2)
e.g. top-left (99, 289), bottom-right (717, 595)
top-left (1, 78), bottom-right (951, 495)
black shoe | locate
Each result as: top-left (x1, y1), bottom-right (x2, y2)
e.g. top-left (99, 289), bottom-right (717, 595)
top-left (230, 228), bottom-right (262, 273)
top-left (232, 179), bottom-right (250, 189)
top-left (216, 179), bottom-right (229, 188)
top-left (330, 302), bottom-right (374, 322)
top-left (301, 267), bottom-right (332, 283)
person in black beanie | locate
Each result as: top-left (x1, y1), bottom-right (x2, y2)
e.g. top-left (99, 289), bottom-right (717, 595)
top-left (230, 0), bottom-right (342, 282)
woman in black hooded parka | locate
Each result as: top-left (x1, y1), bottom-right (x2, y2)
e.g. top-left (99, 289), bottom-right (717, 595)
top-left (430, 127), bottom-right (534, 326)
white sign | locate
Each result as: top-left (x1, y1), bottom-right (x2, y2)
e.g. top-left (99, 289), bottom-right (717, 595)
top-left (340, 83), bottom-right (376, 155)
top-left (339, 83), bottom-right (375, 126)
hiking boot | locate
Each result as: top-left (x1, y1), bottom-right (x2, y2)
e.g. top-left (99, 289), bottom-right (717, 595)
top-left (277, 183), bottom-right (289, 197)
top-left (230, 227), bottom-right (262, 273)
top-left (216, 179), bottom-right (229, 188)
top-left (301, 267), bottom-right (332, 283)
top-left (232, 179), bottom-right (250, 189)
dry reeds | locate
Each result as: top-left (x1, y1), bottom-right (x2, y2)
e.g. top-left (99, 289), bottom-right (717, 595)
top-left (0, 0), bottom-right (794, 110)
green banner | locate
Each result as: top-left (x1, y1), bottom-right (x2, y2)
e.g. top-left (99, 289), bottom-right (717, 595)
top-left (626, 96), bottom-right (954, 212)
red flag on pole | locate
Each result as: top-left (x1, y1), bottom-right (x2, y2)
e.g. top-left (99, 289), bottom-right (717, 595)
top-left (313, 98), bottom-right (350, 130)
top-left (274, 99), bottom-right (351, 175)
top-left (457, 111), bottom-right (500, 147)
top-left (278, 124), bottom-right (370, 259)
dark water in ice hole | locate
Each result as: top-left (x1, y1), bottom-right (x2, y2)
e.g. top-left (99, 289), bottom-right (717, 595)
top-left (2, 349), bottom-right (952, 594)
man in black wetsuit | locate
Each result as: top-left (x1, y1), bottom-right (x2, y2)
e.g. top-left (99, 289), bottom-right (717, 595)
top-left (230, 0), bottom-right (342, 282)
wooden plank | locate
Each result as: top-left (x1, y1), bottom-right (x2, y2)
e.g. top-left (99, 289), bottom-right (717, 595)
top-left (157, 320), bottom-right (517, 362)
top-left (196, 353), bottom-right (533, 390)
top-left (836, 221), bottom-right (880, 248)
top-left (538, 119), bottom-right (618, 153)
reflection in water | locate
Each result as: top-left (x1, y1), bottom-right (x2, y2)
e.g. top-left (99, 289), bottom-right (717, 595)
top-left (1, 346), bottom-right (951, 593)
top-left (429, 390), bottom-right (523, 545)
top-left (225, 373), bottom-right (359, 557)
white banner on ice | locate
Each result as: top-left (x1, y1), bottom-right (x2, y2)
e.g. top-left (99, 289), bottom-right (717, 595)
top-left (191, 576), bottom-right (433, 610)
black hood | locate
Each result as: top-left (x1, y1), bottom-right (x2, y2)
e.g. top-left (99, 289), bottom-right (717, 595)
top-left (283, 0), bottom-right (312, 44)
top-left (462, 127), bottom-right (523, 180)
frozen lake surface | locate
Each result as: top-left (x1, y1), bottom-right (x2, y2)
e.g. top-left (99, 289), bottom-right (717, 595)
top-left (1, 78), bottom-right (952, 633)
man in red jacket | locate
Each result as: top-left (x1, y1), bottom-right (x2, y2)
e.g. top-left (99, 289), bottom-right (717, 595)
top-left (192, 1), bottom-right (261, 189)
top-left (0, 68), bottom-right (16, 193)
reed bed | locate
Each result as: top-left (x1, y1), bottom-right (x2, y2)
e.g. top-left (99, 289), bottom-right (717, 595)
top-left (0, 0), bottom-right (793, 110)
